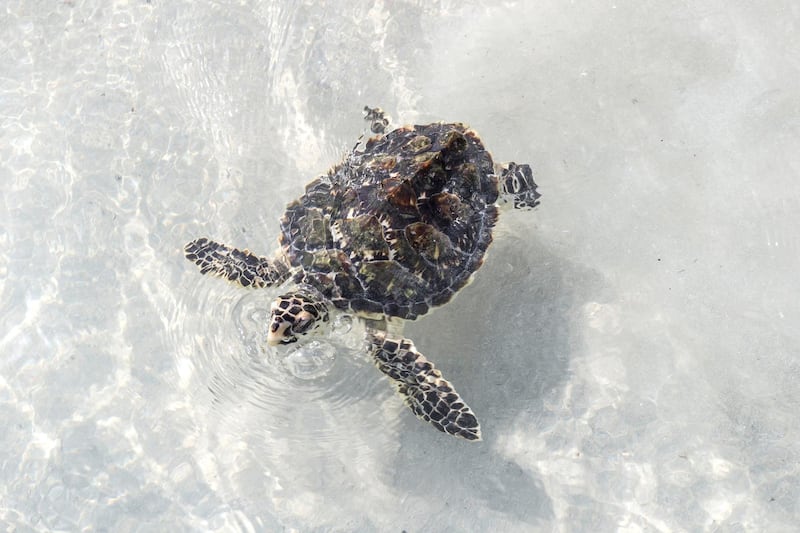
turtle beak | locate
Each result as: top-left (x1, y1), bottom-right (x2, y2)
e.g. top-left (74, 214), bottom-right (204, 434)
top-left (267, 319), bottom-right (293, 346)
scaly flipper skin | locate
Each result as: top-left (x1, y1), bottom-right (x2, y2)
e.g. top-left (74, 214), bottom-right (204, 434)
top-left (368, 331), bottom-right (481, 441)
top-left (363, 105), bottom-right (390, 134)
top-left (498, 162), bottom-right (541, 209)
top-left (184, 238), bottom-right (288, 288)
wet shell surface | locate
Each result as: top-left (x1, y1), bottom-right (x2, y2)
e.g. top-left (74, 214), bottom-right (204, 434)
top-left (280, 123), bottom-right (500, 320)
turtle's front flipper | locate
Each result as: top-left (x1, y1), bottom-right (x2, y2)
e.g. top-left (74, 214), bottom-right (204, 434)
top-left (184, 237), bottom-right (289, 288)
top-left (368, 331), bottom-right (481, 441)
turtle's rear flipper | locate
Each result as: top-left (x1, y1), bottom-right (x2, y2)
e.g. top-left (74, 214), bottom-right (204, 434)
top-left (184, 238), bottom-right (288, 288)
top-left (363, 106), bottom-right (391, 135)
top-left (352, 106), bottom-right (392, 153)
top-left (368, 331), bottom-right (481, 441)
top-left (498, 162), bottom-right (541, 210)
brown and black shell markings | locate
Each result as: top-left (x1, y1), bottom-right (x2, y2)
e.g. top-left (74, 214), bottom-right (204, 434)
top-left (280, 123), bottom-right (500, 320)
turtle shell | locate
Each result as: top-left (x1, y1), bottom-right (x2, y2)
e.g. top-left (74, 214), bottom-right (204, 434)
top-left (279, 123), bottom-right (500, 320)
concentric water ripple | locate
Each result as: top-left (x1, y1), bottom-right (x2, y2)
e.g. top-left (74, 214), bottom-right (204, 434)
top-left (171, 256), bottom-right (409, 524)
top-left (183, 281), bottom-right (403, 440)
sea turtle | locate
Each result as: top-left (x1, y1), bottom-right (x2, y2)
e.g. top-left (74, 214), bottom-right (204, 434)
top-left (184, 107), bottom-right (540, 440)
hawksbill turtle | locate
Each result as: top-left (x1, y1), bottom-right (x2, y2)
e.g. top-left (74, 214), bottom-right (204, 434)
top-left (184, 107), bottom-right (540, 440)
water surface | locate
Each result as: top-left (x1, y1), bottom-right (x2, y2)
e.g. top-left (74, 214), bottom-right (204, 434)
top-left (2, 1), bottom-right (800, 530)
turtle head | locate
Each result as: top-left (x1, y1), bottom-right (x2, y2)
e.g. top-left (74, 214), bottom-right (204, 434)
top-left (267, 287), bottom-right (329, 346)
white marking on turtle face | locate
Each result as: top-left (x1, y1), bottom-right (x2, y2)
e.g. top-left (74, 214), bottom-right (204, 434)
top-left (267, 320), bottom-right (293, 346)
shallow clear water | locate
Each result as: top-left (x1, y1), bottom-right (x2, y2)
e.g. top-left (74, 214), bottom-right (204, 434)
top-left (2, 0), bottom-right (800, 531)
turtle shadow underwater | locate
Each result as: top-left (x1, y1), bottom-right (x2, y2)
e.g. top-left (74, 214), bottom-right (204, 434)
top-left (391, 233), bottom-right (605, 524)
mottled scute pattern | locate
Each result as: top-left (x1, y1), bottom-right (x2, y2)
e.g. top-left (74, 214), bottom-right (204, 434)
top-left (369, 332), bottom-right (481, 440)
top-left (184, 238), bottom-right (289, 288)
top-left (281, 123), bottom-right (500, 320)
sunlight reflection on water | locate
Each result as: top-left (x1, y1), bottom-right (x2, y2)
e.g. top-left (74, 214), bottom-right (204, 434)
top-left (3, 0), bottom-right (800, 531)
